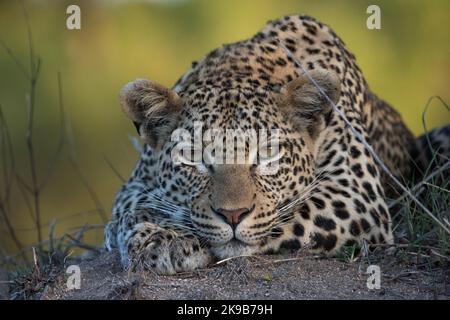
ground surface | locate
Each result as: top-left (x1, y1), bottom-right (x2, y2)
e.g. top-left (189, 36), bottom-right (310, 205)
top-left (36, 249), bottom-right (449, 300)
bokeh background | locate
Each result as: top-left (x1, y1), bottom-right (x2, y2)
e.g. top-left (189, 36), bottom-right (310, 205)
top-left (0, 0), bottom-right (449, 259)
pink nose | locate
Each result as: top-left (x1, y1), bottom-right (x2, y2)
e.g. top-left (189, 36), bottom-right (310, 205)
top-left (213, 206), bottom-right (254, 228)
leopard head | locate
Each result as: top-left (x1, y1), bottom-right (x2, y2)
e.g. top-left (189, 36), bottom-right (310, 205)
top-left (119, 69), bottom-right (340, 258)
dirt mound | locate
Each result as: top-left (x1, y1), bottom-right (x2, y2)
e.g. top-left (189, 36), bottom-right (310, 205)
top-left (36, 250), bottom-right (448, 300)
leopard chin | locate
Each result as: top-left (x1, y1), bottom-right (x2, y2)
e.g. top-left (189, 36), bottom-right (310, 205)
top-left (210, 239), bottom-right (260, 260)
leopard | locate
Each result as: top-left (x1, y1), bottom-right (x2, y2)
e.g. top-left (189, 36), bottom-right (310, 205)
top-left (104, 15), bottom-right (449, 275)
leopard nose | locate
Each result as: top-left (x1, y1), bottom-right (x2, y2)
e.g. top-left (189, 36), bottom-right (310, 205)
top-left (212, 205), bottom-right (255, 228)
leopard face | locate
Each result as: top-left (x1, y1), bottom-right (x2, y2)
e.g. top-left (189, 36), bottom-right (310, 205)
top-left (120, 69), bottom-right (340, 257)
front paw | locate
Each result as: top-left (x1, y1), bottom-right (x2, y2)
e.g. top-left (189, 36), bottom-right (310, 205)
top-left (127, 224), bottom-right (211, 275)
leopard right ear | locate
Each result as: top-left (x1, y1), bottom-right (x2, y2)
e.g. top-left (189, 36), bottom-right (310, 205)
top-left (119, 79), bottom-right (182, 149)
top-left (279, 69), bottom-right (340, 139)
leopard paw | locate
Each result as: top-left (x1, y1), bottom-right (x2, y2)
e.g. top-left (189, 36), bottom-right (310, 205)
top-left (124, 222), bottom-right (211, 275)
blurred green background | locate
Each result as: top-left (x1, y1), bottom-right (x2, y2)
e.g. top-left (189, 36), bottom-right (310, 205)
top-left (0, 0), bottom-right (449, 258)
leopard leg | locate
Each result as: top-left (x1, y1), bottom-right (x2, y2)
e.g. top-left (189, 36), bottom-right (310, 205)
top-left (105, 220), bottom-right (118, 251)
top-left (105, 180), bottom-right (212, 274)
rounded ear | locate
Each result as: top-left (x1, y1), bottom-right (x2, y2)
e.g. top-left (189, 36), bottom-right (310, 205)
top-left (119, 79), bottom-right (182, 149)
top-left (280, 69), bottom-right (340, 138)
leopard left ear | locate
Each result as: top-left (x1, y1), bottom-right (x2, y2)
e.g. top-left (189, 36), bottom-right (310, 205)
top-left (280, 69), bottom-right (340, 139)
top-left (119, 78), bottom-right (182, 149)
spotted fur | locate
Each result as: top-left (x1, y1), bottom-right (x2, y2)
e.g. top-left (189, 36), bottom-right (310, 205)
top-left (105, 15), bottom-right (449, 274)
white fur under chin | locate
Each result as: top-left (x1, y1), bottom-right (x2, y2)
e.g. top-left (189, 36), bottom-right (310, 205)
top-left (210, 240), bottom-right (260, 260)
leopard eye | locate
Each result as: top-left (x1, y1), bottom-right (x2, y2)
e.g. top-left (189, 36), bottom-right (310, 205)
top-left (266, 146), bottom-right (275, 157)
top-left (173, 144), bottom-right (203, 167)
top-left (259, 143), bottom-right (283, 164)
